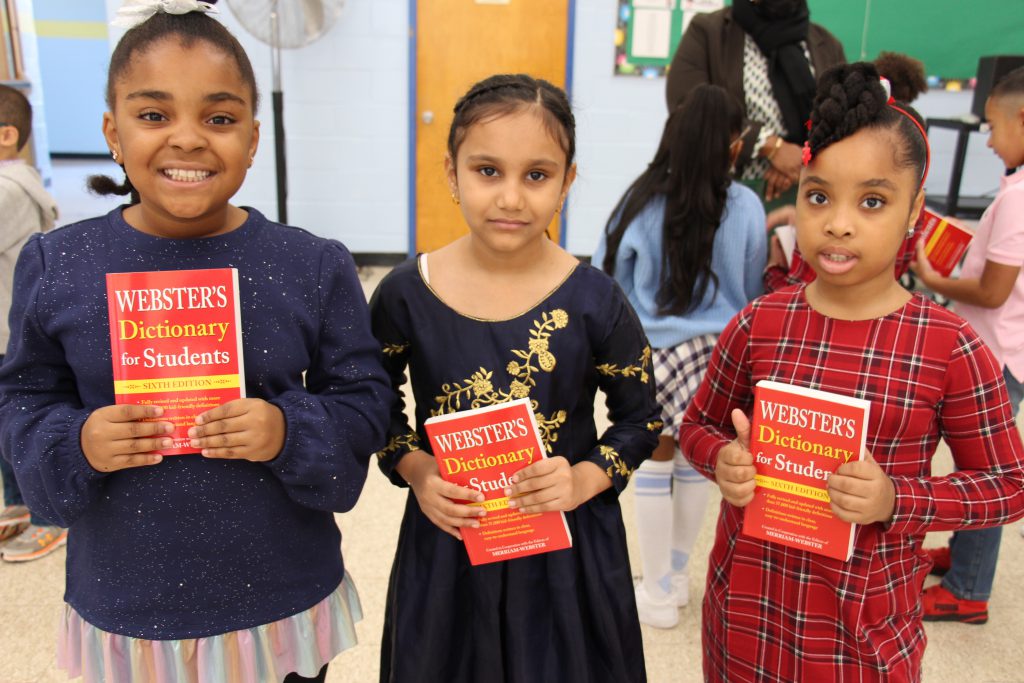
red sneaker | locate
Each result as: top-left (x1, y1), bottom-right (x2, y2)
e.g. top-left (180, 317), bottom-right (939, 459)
top-left (921, 584), bottom-right (988, 624)
top-left (925, 546), bottom-right (951, 576)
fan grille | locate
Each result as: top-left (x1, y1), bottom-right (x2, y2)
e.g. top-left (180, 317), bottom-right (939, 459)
top-left (226, 0), bottom-right (344, 49)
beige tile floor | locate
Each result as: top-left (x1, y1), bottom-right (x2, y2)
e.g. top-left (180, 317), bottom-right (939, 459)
top-left (2, 264), bottom-right (1023, 682)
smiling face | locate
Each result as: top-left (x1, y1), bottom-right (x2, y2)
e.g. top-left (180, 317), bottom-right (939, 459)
top-left (446, 106), bottom-right (575, 257)
top-left (102, 37), bottom-right (259, 238)
top-left (796, 127), bottom-right (924, 304)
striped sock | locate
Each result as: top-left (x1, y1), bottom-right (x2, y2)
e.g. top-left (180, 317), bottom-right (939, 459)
top-left (671, 449), bottom-right (709, 577)
top-left (634, 458), bottom-right (674, 598)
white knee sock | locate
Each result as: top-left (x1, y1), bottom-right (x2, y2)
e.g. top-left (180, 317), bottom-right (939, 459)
top-left (671, 449), bottom-right (709, 577)
top-left (633, 458), bottom-right (674, 598)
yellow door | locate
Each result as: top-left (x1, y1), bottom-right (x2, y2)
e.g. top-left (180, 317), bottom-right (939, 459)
top-left (415, 0), bottom-right (570, 254)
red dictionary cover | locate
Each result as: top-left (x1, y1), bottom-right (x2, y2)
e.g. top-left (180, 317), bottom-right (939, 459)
top-left (106, 268), bottom-right (245, 455)
top-left (916, 207), bottom-right (973, 277)
top-left (424, 398), bottom-right (572, 565)
top-left (741, 380), bottom-right (871, 561)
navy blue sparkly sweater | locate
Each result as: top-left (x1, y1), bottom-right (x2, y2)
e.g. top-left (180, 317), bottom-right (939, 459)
top-left (0, 208), bottom-right (392, 639)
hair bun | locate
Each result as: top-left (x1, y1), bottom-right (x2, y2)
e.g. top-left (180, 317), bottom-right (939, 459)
top-left (808, 63), bottom-right (887, 156)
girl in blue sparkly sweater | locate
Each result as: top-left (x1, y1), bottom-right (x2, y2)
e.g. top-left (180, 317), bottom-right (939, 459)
top-left (0, 3), bottom-right (391, 682)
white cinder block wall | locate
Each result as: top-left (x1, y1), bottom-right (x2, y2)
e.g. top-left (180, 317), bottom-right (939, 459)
top-left (97, 0), bottom-right (1004, 256)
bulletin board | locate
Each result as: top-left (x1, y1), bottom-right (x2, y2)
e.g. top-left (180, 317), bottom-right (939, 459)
top-left (614, 0), bottom-right (722, 77)
top-left (613, 0), bottom-right (1024, 82)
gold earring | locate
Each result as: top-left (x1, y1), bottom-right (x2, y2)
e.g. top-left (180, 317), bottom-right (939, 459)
top-left (450, 193), bottom-right (460, 205)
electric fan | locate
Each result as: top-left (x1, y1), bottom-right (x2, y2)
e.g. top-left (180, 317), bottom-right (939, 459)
top-left (225, 0), bottom-right (345, 223)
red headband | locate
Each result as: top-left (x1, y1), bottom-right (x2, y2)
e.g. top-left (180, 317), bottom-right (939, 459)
top-left (801, 76), bottom-right (931, 189)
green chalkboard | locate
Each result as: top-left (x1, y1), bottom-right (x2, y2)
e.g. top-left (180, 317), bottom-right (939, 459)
top-left (809, 0), bottom-right (1024, 80)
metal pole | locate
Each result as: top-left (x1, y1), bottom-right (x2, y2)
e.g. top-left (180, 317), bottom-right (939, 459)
top-left (271, 2), bottom-right (287, 224)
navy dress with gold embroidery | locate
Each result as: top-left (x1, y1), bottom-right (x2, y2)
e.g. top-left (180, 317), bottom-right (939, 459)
top-left (370, 258), bottom-right (661, 683)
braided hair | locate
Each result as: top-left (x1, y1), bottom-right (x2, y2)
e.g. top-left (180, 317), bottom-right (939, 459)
top-left (89, 1), bottom-right (258, 204)
top-left (447, 74), bottom-right (575, 168)
top-left (806, 62), bottom-right (928, 188)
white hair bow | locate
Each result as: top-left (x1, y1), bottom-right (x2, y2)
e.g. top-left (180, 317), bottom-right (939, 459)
top-left (112, 0), bottom-right (218, 30)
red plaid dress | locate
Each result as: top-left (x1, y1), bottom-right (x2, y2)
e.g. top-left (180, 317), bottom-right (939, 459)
top-left (680, 286), bottom-right (1024, 682)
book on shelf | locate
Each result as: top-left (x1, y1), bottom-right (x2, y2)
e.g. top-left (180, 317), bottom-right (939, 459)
top-left (106, 268), bottom-right (245, 455)
top-left (741, 380), bottom-right (871, 562)
top-left (916, 207), bottom-right (973, 277)
top-left (423, 397), bottom-right (572, 565)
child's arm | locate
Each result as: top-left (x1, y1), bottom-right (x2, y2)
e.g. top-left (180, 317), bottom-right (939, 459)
top-left (0, 237), bottom-right (135, 526)
top-left (887, 327), bottom-right (1024, 535)
top-left (912, 240), bottom-right (1020, 308)
top-left (193, 243), bottom-right (392, 513)
top-left (679, 307), bottom-right (755, 482)
top-left (512, 284), bottom-right (660, 511)
top-left (368, 272), bottom-right (486, 537)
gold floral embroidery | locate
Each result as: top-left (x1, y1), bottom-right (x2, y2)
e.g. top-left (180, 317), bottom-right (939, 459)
top-left (647, 420), bottom-right (665, 432)
top-left (376, 432), bottom-right (420, 460)
top-left (382, 342), bottom-right (410, 356)
top-left (430, 309), bottom-right (570, 453)
top-left (600, 444), bottom-right (634, 479)
top-left (595, 345), bottom-right (652, 384)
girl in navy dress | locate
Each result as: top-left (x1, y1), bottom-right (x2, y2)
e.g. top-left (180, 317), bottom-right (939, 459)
top-left (371, 74), bottom-right (661, 682)
top-left (0, 2), bottom-right (391, 681)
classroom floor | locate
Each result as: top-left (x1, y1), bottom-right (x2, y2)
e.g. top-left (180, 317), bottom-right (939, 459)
top-left (2, 162), bottom-right (1023, 682)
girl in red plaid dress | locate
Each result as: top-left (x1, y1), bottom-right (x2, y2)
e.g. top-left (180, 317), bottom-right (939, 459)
top-left (679, 62), bottom-right (1024, 682)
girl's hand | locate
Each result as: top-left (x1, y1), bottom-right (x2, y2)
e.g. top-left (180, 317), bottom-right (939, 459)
top-left (397, 450), bottom-right (486, 540)
top-left (764, 167), bottom-right (794, 201)
top-left (507, 456), bottom-right (606, 513)
top-left (770, 140), bottom-right (803, 180)
top-left (828, 452), bottom-right (896, 525)
top-left (714, 409), bottom-right (757, 507)
top-left (188, 398), bottom-right (285, 462)
top-left (765, 205), bottom-right (797, 232)
top-left (909, 239), bottom-right (941, 289)
top-left (81, 404), bottom-right (172, 472)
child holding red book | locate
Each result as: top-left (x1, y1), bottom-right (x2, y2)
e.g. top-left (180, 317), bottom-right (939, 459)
top-left (911, 66), bottom-right (1024, 624)
top-left (371, 74), bottom-right (660, 682)
top-left (679, 62), bottom-right (1024, 682)
top-left (0, 3), bottom-right (391, 681)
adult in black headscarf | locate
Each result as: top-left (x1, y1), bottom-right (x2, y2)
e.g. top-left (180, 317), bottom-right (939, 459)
top-left (666, 0), bottom-right (845, 203)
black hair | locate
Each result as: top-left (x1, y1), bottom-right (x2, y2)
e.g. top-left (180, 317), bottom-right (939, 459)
top-left (991, 65), bottom-right (1024, 101)
top-left (874, 51), bottom-right (927, 104)
top-left (602, 84), bottom-right (743, 316)
top-left (0, 84), bottom-right (32, 151)
top-left (88, 1), bottom-right (258, 204)
top-left (807, 62), bottom-right (928, 187)
top-left (447, 74), bottom-right (575, 168)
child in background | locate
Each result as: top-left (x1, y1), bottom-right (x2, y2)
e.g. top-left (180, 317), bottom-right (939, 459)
top-left (679, 62), bottom-right (1024, 681)
top-left (911, 65), bottom-right (1024, 625)
top-left (593, 84), bottom-right (766, 629)
top-left (371, 74), bottom-right (659, 682)
top-left (0, 3), bottom-right (391, 682)
top-left (0, 83), bottom-right (62, 559)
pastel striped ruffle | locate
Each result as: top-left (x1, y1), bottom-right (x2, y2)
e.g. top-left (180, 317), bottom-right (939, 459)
top-left (57, 574), bottom-right (362, 683)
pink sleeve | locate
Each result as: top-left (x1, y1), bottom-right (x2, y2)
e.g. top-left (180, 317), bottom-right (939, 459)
top-left (985, 188), bottom-right (1024, 266)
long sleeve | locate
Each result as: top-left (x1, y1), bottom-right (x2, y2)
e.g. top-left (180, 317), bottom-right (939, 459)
top-left (0, 235), bottom-right (105, 527)
top-left (666, 15), bottom-right (712, 112)
top-left (368, 272), bottom-right (420, 487)
top-left (678, 306), bottom-right (754, 480)
top-left (588, 285), bottom-right (661, 494)
top-left (264, 242), bottom-right (393, 512)
top-left (888, 327), bottom-right (1024, 535)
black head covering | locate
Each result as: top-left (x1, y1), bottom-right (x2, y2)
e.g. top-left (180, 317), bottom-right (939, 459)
top-left (732, 0), bottom-right (816, 144)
